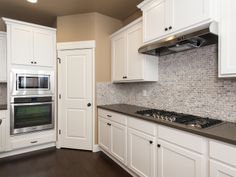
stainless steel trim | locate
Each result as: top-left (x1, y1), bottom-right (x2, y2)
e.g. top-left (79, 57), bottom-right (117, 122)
top-left (10, 97), bottom-right (55, 135)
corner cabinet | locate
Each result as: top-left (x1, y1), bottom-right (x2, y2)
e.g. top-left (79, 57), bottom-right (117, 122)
top-left (138, 0), bottom-right (218, 44)
top-left (0, 32), bottom-right (6, 82)
top-left (3, 18), bottom-right (56, 67)
top-left (218, 0), bottom-right (236, 77)
top-left (111, 18), bottom-right (158, 83)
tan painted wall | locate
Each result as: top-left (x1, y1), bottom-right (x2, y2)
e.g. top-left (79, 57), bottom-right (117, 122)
top-left (56, 12), bottom-right (123, 144)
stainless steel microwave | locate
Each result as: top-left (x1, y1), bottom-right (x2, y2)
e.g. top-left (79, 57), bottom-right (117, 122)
top-left (10, 69), bottom-right (54, 96)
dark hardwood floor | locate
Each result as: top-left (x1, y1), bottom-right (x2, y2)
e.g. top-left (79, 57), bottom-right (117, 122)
top-left (0, 148), bottom-right (132, 177)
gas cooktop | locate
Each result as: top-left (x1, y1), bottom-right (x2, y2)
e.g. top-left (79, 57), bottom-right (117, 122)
top-left (136, 109), bottom-right (223, 129)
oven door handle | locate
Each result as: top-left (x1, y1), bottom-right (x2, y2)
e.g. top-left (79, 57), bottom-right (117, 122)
top-left (11, 102), bottom-right (54, 106)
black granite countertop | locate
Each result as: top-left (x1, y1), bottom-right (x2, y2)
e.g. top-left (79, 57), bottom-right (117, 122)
top-left (0, 104), bottom-right (7, 110)
top-left (98, 104), bottom-right (236, 146)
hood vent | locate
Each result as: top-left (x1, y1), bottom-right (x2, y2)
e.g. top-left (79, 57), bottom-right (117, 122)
top-left (139, 22), bottom-right (218, 56)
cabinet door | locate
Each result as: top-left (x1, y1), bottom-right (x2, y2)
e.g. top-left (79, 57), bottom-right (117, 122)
top-left (128, 128), bottom-right (155, 177)
top-left (112, 32), bottom-right (126, 81)
top-left (170, 0), bottom-right (210, 32)
top-left (210, 160), bottom-right (236, 177)
top-left (126, 23), bottom-right (144, 80)
top-left (219, 0), bottom-right (236, 77)
top-left (157, 140), bottom-right (205, 177)
top-left (143, 0), bottom-right (167, 43)
top-left (34, 29), bottom-right (55, 67)
top-left (11, 24), bottom-right (33, 65)
top-left (110, 122), bottom-right (127, 165)
top-left (0, 119), bottom-right (6, 152)
top-left (98, 117), bottom-right (111, 151)
top-left (0, 34), bottom-right (6, 82)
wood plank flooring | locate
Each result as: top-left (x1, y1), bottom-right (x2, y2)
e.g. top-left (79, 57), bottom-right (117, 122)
top-left (0, 148), bottom-right (132, 177)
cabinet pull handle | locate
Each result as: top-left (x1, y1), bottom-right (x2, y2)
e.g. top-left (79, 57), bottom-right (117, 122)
top-left (107, 123), bottom-right (111, 126)
top-left (123, 76), bottom-right (127, 79)
top-left (107, 115), bottom-right (112, 118)
top-left (0, 119), bottom-right (2, 125)
top-left (157, 144), bottom-right (161, 148)
top-left (31, 141), bottom-right (38, 144)
top-left (149, 141), bottom-right (153, 144)
top-left (165, 28), bottom-right (168, 31)
top-left (169, 26), bottom-right (172, 30)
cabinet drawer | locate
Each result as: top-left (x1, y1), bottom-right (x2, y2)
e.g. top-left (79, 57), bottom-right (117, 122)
top-left (98, 109), bottom-right (127, 125)
top-left (11, 132), bottom-right (56, 150)
top-left (210, 140), bottom-right (236, 167)
top-left (128, 117), bottom-right (156, 136)
top-left (158, 125), bottom-right (207, 154)
top-left (0, 111), bottom-right (6, 119)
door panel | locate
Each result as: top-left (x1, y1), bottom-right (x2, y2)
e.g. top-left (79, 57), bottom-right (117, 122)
top-left (112, 33), bottom-right (126, 81)
top-left (11, 25), bottom-right (33, 65)
top-left (158, 140), bottom-right (205, 177)
top-left (110, 122), bottom-right (127, 165)
top-left (144, 0), bottom-right (166, 42)
top-left (34, 30), bottom-right (54, 67)
top-left (126, 23), bottom-right (144, 80)
top-left (0, 34), bottom-right (6, 82)
top-left (98, 117), bottom-right (110, 151)
top-left (58, 49), bottom-right (93, 150)
top-left (128, 128), bottom-right (155, 177)
top-left (171, 0), bottom-right (210, 31)
top-left (210, 160), bottom-right (236, 177)
top-left (0, 119), bottom-right (6, 152)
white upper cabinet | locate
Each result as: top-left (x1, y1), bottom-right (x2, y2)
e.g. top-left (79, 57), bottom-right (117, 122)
top-left (3, 18), bottom-right (56, 67)
top-left (218, 0), bottom-right (236, 77)
top-left (138, 0), bottom-right (218, 44)
top-left (0, 32), bottom-right (7, 82)
top-left (111, 18), bottom-right (158, 83)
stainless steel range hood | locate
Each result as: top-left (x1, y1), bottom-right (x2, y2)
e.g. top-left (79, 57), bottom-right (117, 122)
top-left (139, 21), bottom-right (218, 56)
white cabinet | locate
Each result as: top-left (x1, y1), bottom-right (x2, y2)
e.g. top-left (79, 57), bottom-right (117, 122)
top-left (218, 0), bottom-right (236, 77)
top-left (111, 18), bottom-right (158, 83)
top-left (3, 18), bottom-right (56, 67)
top-left (209, 140), bottom-right (236, 177)
top-left (157, 140), bottom-right (205, 177)
top-left (138, 0), bottom-right (218, 43)
top-left (0, 111), bottom-right (6, 152)
top-left (128, 128), bottom-right (155, 177)
top-left (210, 160), bottom-right (236, 177)
top-left (0, 32), bottom-right (6, 82)
top-left (98, 110), bottom-right (127, 165)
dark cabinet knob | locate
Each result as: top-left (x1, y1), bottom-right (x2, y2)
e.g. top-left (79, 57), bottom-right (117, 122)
top-left (107, 123), bottom-right (111, 126)
top-left (87, 103), bottom-right (91, 107)
top-left (165, 28), bottom-right (168, 31)
top-left (169, 26), bottom-right (172, 30)
top-left (31, 61), bottom-right (34, 64)
top-left (123, 76), bottom-right (127, 79)
top-left (34, 61), bottom-right (37, 64)
top-left (107, 115), bottom-right (112, 118)
top-left (149, 141), bottom-right (153, 144)
top-left (157, 144), bottom-right (161, 148)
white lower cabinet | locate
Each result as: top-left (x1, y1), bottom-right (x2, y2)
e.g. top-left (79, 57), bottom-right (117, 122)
top-left (157, 139), bottom-right (205, 177)
top-left (210, 160), bottom-right (236, 177)
top-left (98, 116), bottom-right (127, 165)
top-left (128, 128), bottom-right (155, 177)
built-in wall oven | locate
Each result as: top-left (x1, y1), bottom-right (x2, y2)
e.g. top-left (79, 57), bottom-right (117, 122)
top-left (10, 96), bottom-right (54, 135)
top-left (10, 69), bottom-right (54, 96)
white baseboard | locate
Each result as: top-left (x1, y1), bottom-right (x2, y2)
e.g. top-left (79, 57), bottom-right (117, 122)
top-left (100, 148), bottom-right (138, 177)
top-left (0, 143), bottom-right (56, 159)
top-left (93, 144), bottom-right (101, 152)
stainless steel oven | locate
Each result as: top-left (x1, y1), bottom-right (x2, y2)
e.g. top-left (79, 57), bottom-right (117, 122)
top-left (10, 96), bottom-right (55, 135)
top-left (10, 69), bottom-right (54, 96)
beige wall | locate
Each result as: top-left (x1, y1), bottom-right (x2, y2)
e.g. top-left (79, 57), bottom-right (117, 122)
top-left (123, 10), bottom-right (142, 26)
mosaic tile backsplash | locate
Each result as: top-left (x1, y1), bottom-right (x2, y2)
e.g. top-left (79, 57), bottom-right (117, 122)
top-left (0, 83), bottom-right (7, 105)
top-left (97, 45), bottom-right (236, 122)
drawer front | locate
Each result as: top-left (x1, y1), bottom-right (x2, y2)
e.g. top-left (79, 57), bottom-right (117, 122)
top-left (0, 111), bottom-right (6, 119)
top-left (11, 132), bottom-right (56, 150)
top-left (98, 109), bottom-right (127, 125)
top-left (128, 117), bottom-right (156, 136)
top-left (158, 125), bottom-right (207, 154)
top-left (210, 140), bottom-right (236, 167)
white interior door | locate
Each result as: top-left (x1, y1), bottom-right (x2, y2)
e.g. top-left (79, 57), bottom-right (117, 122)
top-left (58, 49), bottom-right (93, 151)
